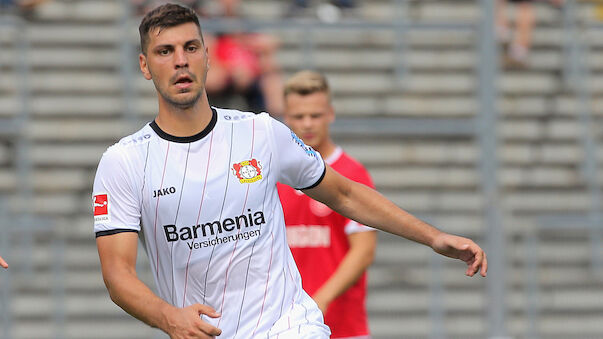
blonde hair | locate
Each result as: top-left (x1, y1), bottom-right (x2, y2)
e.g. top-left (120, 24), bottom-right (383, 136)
top-left (284, 70), bottom-right (331, 99)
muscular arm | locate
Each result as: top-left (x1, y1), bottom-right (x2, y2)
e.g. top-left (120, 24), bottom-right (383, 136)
top-left (312, 230), bottom-right (377, 313)
top-left (96, 232), bottom-right (222, 338)
top-left (304, 165), bottom-right (487, 277)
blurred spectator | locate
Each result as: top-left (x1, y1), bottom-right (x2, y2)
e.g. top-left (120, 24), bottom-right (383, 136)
top-left (496, 0), bottom-right (563, 68)
top-left (496, 0), bottom-right (535, 68)
top-left (1, 0), bottom-right (50, 16)
top-left (133, 0), bottom-right (203, 15)
top-left (204, 0), bottom-right (284, 116)
top-left (285, 0), bottom-right (357, 22)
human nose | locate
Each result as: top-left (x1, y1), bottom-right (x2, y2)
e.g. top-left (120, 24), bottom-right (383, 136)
top-left (301, 116), bottom-right (313, 129)
top-left (174, 47), bottom-right (188, 69)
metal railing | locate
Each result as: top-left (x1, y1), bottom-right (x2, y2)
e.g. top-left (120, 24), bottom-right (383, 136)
top-left (12, 0), bottom-right (595, 337)
top-left (526, 2), bottom-right (603, 337)
top-left (0, 11), bottom-right (65, 339)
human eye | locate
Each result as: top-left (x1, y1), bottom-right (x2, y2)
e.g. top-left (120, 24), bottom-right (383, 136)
top-left (186, 45), bottom-right (199, 53)
top-left (156, 48), bottom-right (171, 56)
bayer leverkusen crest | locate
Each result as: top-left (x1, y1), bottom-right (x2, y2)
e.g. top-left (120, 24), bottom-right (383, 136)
top-left (232, 159), bottom-right (262, 184)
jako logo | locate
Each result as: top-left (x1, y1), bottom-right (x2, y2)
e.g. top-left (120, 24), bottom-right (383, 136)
top-left (153, 186), bottom-right (176, 198)
top-left (163, 209), bottom-right (265, 242)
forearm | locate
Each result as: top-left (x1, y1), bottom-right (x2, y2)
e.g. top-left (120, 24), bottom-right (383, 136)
top-left (325, 182), bottom-right (441, 247)
top-left (313, 238), bottom-right (374, 306)
top-left (305, 167), bottom-right (487, 277)
top-left (102, 267), bottom-right (174, 333)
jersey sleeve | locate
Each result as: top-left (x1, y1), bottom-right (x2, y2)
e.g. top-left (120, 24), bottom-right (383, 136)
top-left (92, 146), bottom-right (141, 237)
top-left (269, 117), bottom-right (326, 190)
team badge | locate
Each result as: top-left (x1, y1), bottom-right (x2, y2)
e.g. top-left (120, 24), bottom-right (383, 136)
top-left (93, 193), bottom-right (110, 223)
top-left (232, 159), bottom-right (263, 184)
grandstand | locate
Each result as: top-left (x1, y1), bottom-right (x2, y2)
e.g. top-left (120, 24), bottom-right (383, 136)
top-left (1, 0), bottom-right (603, 338)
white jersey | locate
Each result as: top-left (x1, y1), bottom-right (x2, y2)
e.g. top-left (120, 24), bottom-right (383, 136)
top-left (93, 108), bottom-right (330, 338)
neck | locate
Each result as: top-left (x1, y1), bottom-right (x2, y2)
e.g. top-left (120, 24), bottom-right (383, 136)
top-left (316, 139), bottom-right (337, 160)
top-left (155, 92), bottom-right (213, 137)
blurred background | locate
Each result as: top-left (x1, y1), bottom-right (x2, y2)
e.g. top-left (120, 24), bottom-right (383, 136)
top-left (1, 0), bottom-right (603, 338)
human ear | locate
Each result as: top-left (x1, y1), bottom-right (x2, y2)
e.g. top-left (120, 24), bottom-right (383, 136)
top-left (139, 53), bottom-right (152, 80)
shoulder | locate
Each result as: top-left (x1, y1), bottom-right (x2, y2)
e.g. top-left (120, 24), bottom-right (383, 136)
top-left (100, 124), bottom-right (154, 166)
top-left (214, 107), bottom-right (271, 124)
top-left (113, 123), bottom-right (154, 151)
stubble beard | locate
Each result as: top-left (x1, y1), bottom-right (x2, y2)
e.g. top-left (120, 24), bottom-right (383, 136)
top-left (155, 80), bottom-right (204, 110)
top-left (152, 67), bottom-right (208, 110)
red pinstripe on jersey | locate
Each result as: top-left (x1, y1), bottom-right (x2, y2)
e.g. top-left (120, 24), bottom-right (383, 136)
top-left (217, 119), bottom-right (255, 327)
top-left (252, 232), bottom-right (274, 337)
top-left (154, 142), bottom-right (170, 281)
top-left (182, 130), bottom-right (215, 307)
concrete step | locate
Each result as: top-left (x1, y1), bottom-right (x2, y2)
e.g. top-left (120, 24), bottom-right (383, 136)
top-left (372, 165), bottom-right (585, 189)
top-left (26, 47), bottom-right (120, 69)
top-left (19, 72), bottom-right (121, 94)
top-left (29, 96), bottom-right (123, 116)
top-left (369, 264), bottom-right (603, 290)
top-left (0, 168), bottom-right (89, 192)
top-left (343, 141), bottom-right (477, 166)
top-left (26, 119), bottom-right (132, 141)
top-left (500, 119), bottom-right (581, 141)
top-left (371, 166), bottom-right (478, 189)
top-left (30, 143), bottom-right (109, 166)
top-left (26, 24), bottom-right (122, 46)
top-left (368, 287), bottom-right (603, 314)
top-left (375, 238), bottom-right (595, 266)
top-left (33, 0), bottom-right (123, 23)
top-left (369, 312), bottom-right (603, 339)
top-left (0, 97), bottom-right (20, 117)
top-left (9, 320), bottom-right (165, 339)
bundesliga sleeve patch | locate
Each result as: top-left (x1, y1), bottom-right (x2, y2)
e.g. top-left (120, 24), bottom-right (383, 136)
top-left (93, 193), bottom-right (111, 223)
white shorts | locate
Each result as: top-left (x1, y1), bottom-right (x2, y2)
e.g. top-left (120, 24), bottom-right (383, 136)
top-left (269, 322), bottom-right (331, 338)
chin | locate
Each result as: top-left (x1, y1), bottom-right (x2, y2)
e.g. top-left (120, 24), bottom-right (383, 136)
top-left (167, 92), bottom-right (202, 108)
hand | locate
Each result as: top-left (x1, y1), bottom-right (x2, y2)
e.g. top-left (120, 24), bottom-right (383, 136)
top-left (164, 303), bottom-right (222, 339)
top-left (311, 294), bottom-right (329, 316)
top-left (0, 255), bottom-right (7, 269)
top-left (431, 233), bottom-right (487, 277)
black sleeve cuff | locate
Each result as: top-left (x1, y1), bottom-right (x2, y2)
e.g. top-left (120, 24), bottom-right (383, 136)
top-left (95, 229), bottom-right (139, 238)
top-left (297, 161), bottom-right (327, 191)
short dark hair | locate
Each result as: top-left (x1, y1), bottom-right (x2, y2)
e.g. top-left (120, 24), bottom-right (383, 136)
top-left (138, 3), bottom-right (202, 54)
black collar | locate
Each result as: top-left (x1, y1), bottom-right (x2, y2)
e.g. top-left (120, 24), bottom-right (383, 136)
top-left (150, 108), bottom-right (217, 143)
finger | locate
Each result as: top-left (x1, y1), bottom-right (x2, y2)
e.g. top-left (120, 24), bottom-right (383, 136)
top-left (197, 320), bottom-right (222, 337)
top-left (466, 261), bottom-right (476, 277)
top-left (466, 248), bottom-right (486, 277)
top-left (194, 303), bottom-right (221, 318)
top-left (472, 247), bottom-right (485, 274)
top-left (480, 252), bottom-right (488, 277)
top-left (0, 256), bottom-right (7, 269)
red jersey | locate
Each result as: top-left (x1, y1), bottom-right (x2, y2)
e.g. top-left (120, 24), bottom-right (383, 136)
top-left (277, 147), bottom-right (375, 338)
